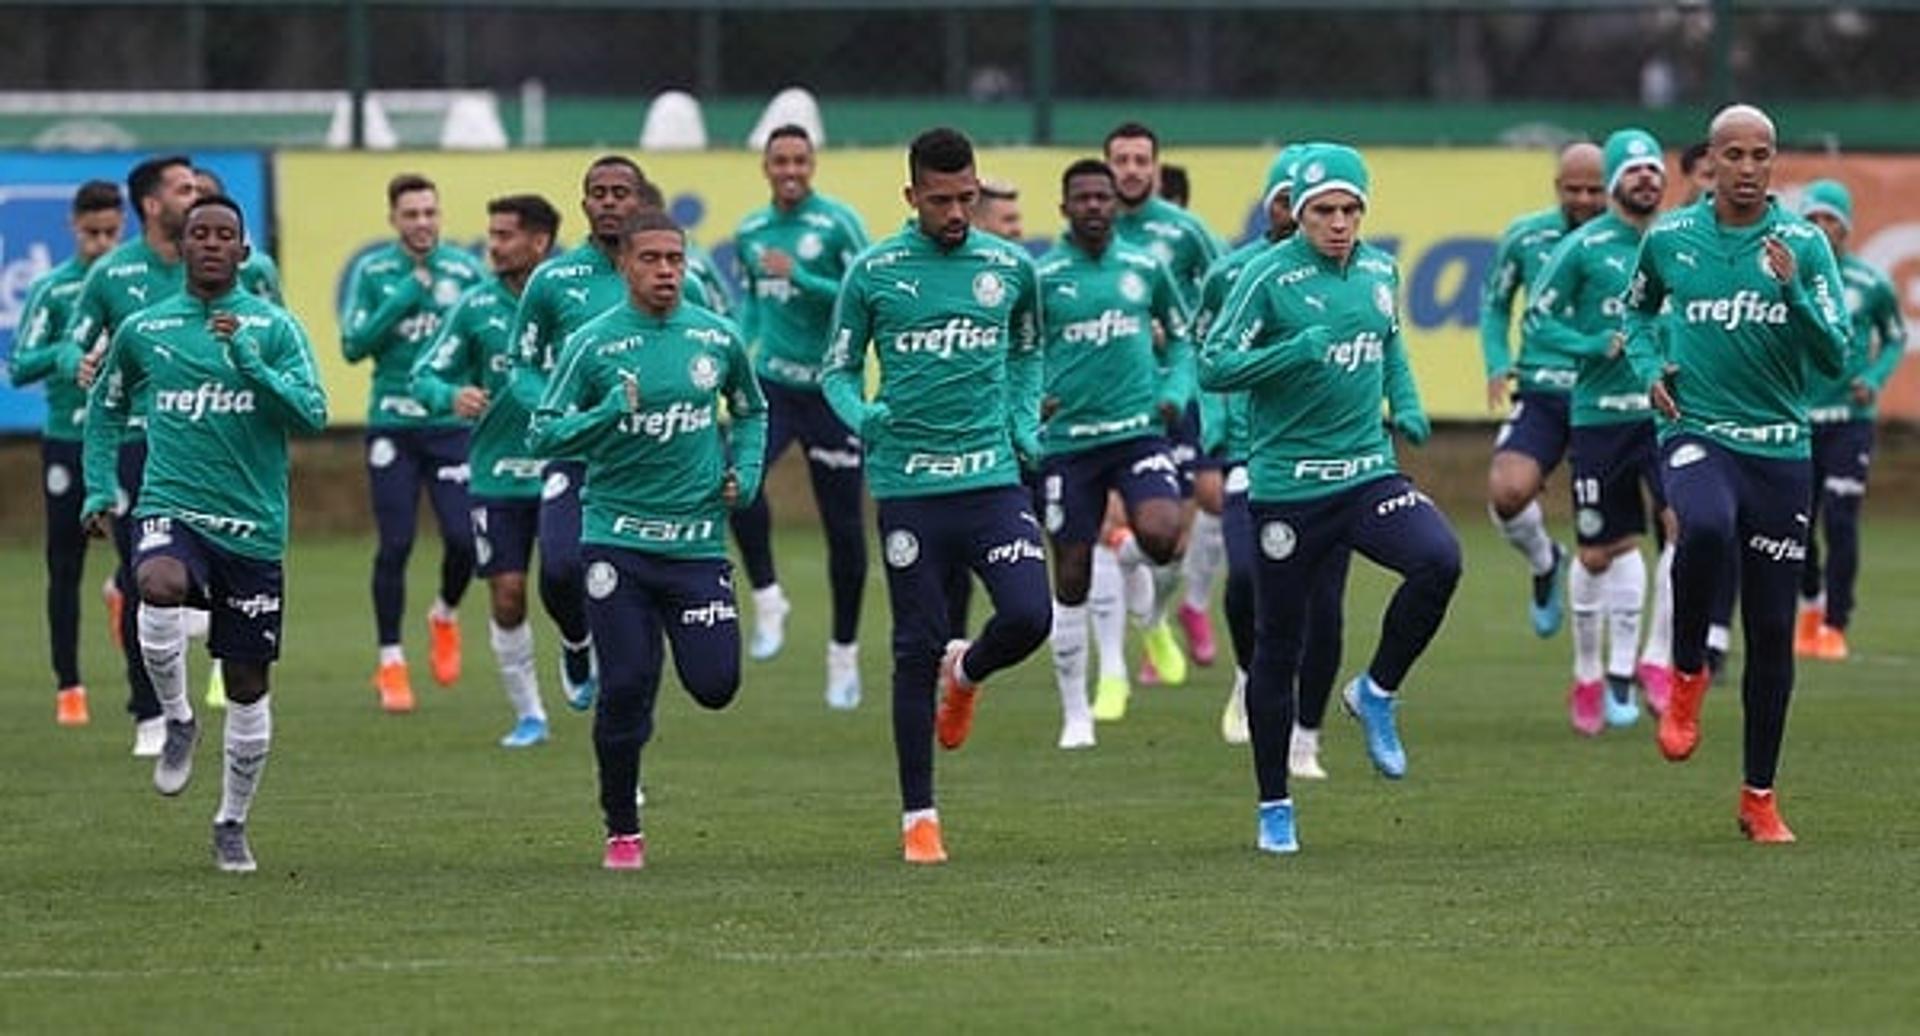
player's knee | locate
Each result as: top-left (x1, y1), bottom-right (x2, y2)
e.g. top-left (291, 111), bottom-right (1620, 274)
top-left (1578, 545), bottom-right (1615, 574)
top-left (489, 575), bottom-right (528, 627)
top-left (684, 660), bottom-right (740, 711)
top-left (222, 661), bottom-right (270, 704)
top-left (1053, 566), bottom-right (1091, 607)
top-left (135, 560), bottom-right (189, 606)
top-left (1417, 536), bottom-right (1465, 596)
top-left (1193, 473), bottom-right (1225, 513)
top-left (1677, 513), bottom-right (1732, 555)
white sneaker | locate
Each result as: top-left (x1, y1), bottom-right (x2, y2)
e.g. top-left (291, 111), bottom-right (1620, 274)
top-left (749, 585), bottom-right (790, 661)
top-left (825, 641), bottom-right (861, 710)
top-left (1289, 727), bottom-right (1328, 780)
top-left (132, 716), bottom-right (166, 757)
top-left (1220, 671), bottom-right (1249, 745)
top-left (1057, 716), bottom-right (1096, 750)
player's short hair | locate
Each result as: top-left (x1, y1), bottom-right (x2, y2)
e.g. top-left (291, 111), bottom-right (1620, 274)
top-left (618, 208), bottom-right (684, 246)
top-left (125, 155), bottom-right (193, 219)
top-left (193, 167), bottom-right (226, 194)
top-left (187, 194), bottom-right (246, 232)
top-left (1103, 121), bottom-right (1158, 157)
top-left (1158, 163), bottom-right (1190, 206)
top-left (585, 154), bottom-right (646, 191)
top-left (1061, 158), bottom-right (1116, 197)
top-left (635, 179), bottom-right (666, 210)
top-left (386, 173), bottom-right (436, 208)
top-left (765, 124), bottom-right (812, 151)
top-left (487, 194), bottom-right (561, 239)
top-left (977, 178), bottom-right (1018, 204)
top-left (908, 127), bottom-right (975, 184)
top-left (72, 180), bottom-right (123, 215)
top-left (1680, 141), bottom-right (1711, 175)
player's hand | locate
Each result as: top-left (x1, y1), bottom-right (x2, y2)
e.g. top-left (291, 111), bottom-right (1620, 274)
top-left (721, 469), bottom-right (740, 509)
top-left (208, 312), bottom-right (239, 339)
top-left (1486, 375), bottom-right (1510, 412)
top-left (1158, 400), bottom-right (1183, 426)
top-left (1040, 395), bottom-right (1061, 420)
top-left (619, 371), bottom-right (641, 413)
top-left (413, 265), bottom-right (433, 289)
top-left (1392, 411), bottom-right (1432, 446)
top-left (1851, 379), bottom-right (1875, 406)
top-left (77, 346), bottom-right (105, 390)
top-left (452, 386), bottom-right (490, 419)
top-left (757, 249), bottom-right (795, 279)
top-left (1606, 332), bottom-right (1626, 360)
top-left (82, 509), bottom-right (113, 540)
top-left (1763, 237), bottom-right (1796, 284)
top-left (1650, 374), bottom-right (1681, 420)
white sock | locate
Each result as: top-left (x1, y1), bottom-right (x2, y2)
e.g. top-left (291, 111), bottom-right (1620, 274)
top-left (828, 640), bottom-right (858, 668)
top-left (1290, 724), bottom-right (1320, 753)
top-left (1641, 542), bottom-right (1675, 667)
top-left (1182, 511), bottom-right (1225, 610)
top-left (1707, 623), bottom-right (1731, 653)
top-left (1149, 562), bottom-right (1180, 626)
top-left (753, 583), bottom-right (789, 615)
top-left (185, 608), bottom-right (210, 641)
top-left (429, 597), bottom-right (457, 622)
top-left (217, 695), bottom-right (271, 824)
top-left (1123, 559), bottom-right (1155, 627)
top-left (1604, 549), bottom-right (1647, 679)
top-left (138, 603), bottom-right (192, 723)
top-left (378, 644), bottom-right (405, 667)
top-left (1051, 603), bottom-right (1090, 725)
top-left (901, 807), bottom-right (938, 831)
top-left (1570, 562), bottom-right (1604, 683)
top-left (1492, 499), bottom-right (1556, 575)
top-left (489, 619), bottom-right (544, 722)
top-left (1799, 592), bottom-right (1825, 612)
top-left (1089, 546), bottom-right (1127, 680)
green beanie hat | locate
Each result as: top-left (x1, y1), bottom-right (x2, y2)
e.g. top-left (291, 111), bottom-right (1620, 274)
top-left (1800, 179), bottom-right (1853, 231)
top-left (1289, 143), bottom-right (1369, 220)
top-left (1261, 145), bottom-right (1304, 210)
top-left (1604, 128), bottom-right (1665, 193)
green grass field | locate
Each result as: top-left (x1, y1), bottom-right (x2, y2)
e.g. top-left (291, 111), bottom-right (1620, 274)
top-left (2, 520), bottom-right (1916, 1031)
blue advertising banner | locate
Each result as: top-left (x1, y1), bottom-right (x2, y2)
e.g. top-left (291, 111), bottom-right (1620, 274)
top-left (0, 150), bottom-right (269, 434)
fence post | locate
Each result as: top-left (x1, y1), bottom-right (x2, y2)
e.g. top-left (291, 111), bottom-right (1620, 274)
top-left (348, 0), bottom-right (370, 149)
top-left (1030, 0), bottom-right (1054, 145)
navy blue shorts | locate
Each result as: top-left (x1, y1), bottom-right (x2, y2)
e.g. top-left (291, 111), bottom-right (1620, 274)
top-left (132, 517), bottom-right (284, 662)
top-left (1493, 390), bottom-right (1571, 473)
top-left (877, 484), bottom-right (1050, 658)
top-left (1811, 420), bottom-right (1872, 501)
top-left (1169, 400), bottom-right (1224, 494)
top-left (581, 545), bottom-right (741, 714)
top-left (1661, 435), bottom-right (1811, 566)
top-left (1041, 435), bottom-right (1182, 545)
top-left (762, 380), bottom-right (863, 475)
top-left (472, 495), bottom-right (540, 578)
top-left (1569, 420), bottom-right (1664, 546)
top-left (538, 459), bottom-right (586, 579)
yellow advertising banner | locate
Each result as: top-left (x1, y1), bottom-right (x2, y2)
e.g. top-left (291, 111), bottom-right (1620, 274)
top-left (275, 147), bottom-right (1916, 425)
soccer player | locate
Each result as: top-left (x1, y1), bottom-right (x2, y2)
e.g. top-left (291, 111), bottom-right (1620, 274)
top-left (972, 179), bottom-right (1024, 242)
top-left (1036, 158), bottom-right (1190, 748)
top-left (1483, 142), bottom-right (1606, 638)
top-left (410, 193), bottom-right (564, 746)
top-left (68, 154), bottom-right (201, 755)
top-left (9, 180), bottom-right (124, 726)
top-left (1106, 121), bottom-right (1223, 684)
top-left (81, 196), bottom-right (328, 872)
top-left (1793, 179), bottom-right (1907, 661)
top-left (1158, 163), bottom-right (1191, 208)
top-left (1623, 105), bottom-right (1849, 843)
top-left (339, 173), bottom-right (486, 712)
top-left (728, 124), bottom-right (872, 703)
top-left (821, 127), bottom-right (1051, 864)
top-left (1201, 144), bottom-right (1456, 854)
top-left (1196, 145), bottom-right (1357, 779)
top-left (509, 156), bottom-right (712, 714)
top-left (528, 210), bottom-right (766, 871)
top-left (192, 167), bottom-right (282, 303)
top-left (1523, 128), bottom-right (1675, 734)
